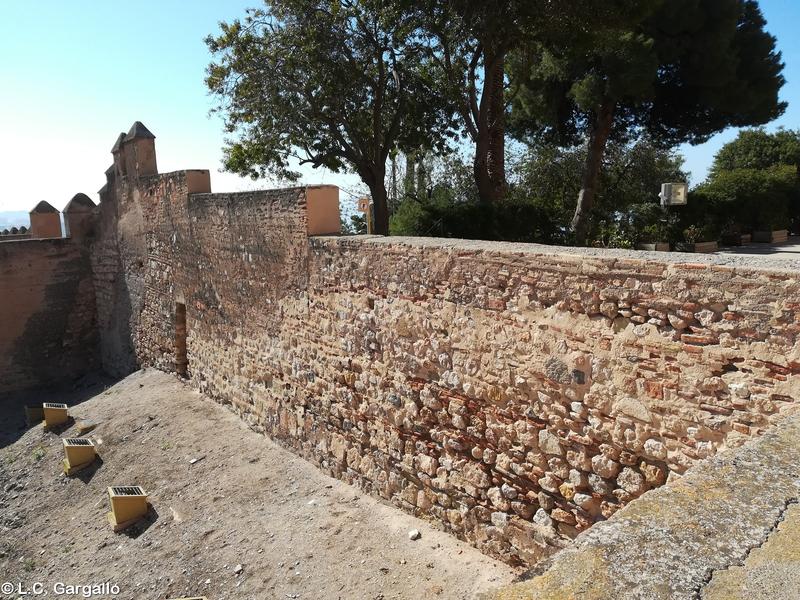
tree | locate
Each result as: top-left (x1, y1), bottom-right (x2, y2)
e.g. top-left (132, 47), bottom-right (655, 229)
top-left (421, 0), bottom-right (589, 205)
top-left (710, 128), bottom-right (800, 176)
top-left (205, 0), bottom-right (452, 235)
top-left (702, 128), bottom-right (800, 233)
top-left (389, 137), bottom-right (687, 245)
top-left (341, 212), bottom-right (368, 235)
top-left (510, 0), bottom-right (786, 244)
top-left (420, 0), bottom-right (512, 205)
top-left (513, 137), bottom-right (688, 241)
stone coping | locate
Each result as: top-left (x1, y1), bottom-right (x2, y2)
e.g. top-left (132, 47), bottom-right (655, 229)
top-left (313, 235), bottom-right (800, 274)
top-left (483, 411), bottom-right (800, 600)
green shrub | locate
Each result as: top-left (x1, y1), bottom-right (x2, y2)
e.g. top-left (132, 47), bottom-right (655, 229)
top-left (698, 165), bottom-right (795, 231)
top-left (389, 195), bottom-right (562, 244)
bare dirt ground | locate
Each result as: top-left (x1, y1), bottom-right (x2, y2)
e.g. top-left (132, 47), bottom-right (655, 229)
top-left (0, 369), bottom-right (516, 600)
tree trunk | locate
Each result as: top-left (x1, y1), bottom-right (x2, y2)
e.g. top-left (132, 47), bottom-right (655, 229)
top-left (390, 154), bottom-right (398, 212)
top-left (486, 47), bottom-right (507, 203)
top-left (571, 102), bottom-right (615, 245)
top-left (473, 45), bottom-right (507, 205)
top-left (404, 152), bottom-right (416, 200)
top-left (473, 138), bottom-right (494, 204)
top-left (416, 153), bottom-right (428, 199)
top-left (372, 182), bottom-right (389, 236)
top-left (360, 164), bottom-right (390, 235)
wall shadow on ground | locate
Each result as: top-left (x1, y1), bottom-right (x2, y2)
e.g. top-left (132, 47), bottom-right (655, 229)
top-left (0, 372), bottom-right (119, 449)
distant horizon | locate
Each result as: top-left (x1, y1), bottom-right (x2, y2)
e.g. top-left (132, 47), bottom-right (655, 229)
top-left (0, 0), bottom-right (797, 212)
top-left (0, 210), bottom-right (29, 230)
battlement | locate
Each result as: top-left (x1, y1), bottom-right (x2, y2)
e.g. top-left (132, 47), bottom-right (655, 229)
top-left (1, 195), bottom-right (98, 245)
top-left (109, 121), bottom-right (158, 182)
top-left (0, 225), bottom-right (30, 241)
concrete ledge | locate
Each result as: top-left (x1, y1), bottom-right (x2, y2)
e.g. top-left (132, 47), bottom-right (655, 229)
top-left (484, 412), bottom-right (800, 600)
top-left (312, 235), bottom-right (800, 273)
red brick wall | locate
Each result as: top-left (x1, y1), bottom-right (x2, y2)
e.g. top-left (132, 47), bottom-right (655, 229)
top-left (0, 238), bottom-right (98, 393)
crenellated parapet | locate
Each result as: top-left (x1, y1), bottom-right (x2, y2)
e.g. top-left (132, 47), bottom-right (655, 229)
top-left (29, 200), bottom-right (62, 239)
top-left (63, 193), bottom-right (97, 239)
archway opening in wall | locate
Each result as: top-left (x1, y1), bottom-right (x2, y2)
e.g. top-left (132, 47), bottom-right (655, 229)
top-left (175, 302), bottom-right (188, 378)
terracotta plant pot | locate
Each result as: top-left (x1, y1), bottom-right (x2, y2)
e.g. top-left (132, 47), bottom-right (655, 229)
top-left (752, 229), bottom-right (788, 243)
top-left (674, 241), bottom-right (719, 253)
top-left (721, 233), bottom-right (751, 247)
top-left (636, 242), bottom-right (671, 252)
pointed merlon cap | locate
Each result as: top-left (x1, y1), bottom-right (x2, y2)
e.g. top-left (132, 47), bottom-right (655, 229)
top-left (1, 229), bottom-right (8, 235)
top-left (64, 193), bottom-right (96, 213)
top-left (124, 121), bottom-right (156, 142)
top-left (111, 132), bottom-right (126, 153)
top-left (30, 200), bottom-right (58, 214)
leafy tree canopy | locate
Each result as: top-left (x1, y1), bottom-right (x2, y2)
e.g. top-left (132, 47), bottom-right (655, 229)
top-left (390, 137), bottom-right (687, 246)
top-left (710, 128), bottom-right (800, 175)
top-left (509, 0), bottom-right (786, 243)
top-left (206, 0), bottom-right (455, 234)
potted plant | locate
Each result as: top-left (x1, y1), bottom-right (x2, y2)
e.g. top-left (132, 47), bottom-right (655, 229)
top-left (675, 225), bottom-right (719, 253)
top-left (753, 225), bottom-right (789, 243)
top-left (636, 223), bottom-right (670, 252)
top-left (751, 179), bottom-right (791, 243)
top-left (720, 222), bottom-right (752, 246)
top-left (627, 204), bottom-right (672, 252)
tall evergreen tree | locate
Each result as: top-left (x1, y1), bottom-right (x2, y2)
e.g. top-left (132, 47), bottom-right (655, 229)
top-left (510, 0), bottom-right (786, 244)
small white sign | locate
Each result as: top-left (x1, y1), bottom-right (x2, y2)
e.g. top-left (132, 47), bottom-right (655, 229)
top-left (660, 183), bottom-right (688, 206)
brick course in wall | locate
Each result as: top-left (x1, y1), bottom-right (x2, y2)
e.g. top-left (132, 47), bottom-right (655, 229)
top-left (96, 153), bottom-right (800, 566)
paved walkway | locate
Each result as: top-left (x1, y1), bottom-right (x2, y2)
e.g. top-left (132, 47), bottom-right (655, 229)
top-left (715, 236), bottom-right (800, 261)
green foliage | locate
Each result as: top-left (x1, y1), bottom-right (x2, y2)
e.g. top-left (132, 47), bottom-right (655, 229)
top-left (391, 137), bottom-right (686, 246)
top-left (697, 166), bottom-right (796, 231)
top-left (644, 0), bottom-right (786, 145)
top-left (204, 0), bottom-right (788, 242)
top-left (390, 194), bottom-right (560, 243)
top-left (694, 128), bottom-right (800, 234)
top-left (509, 0), bottom-right (786, 240)
top-left (683, 225), bottom-right (702, 244)
top-left (514, 137), bottom-right (687, 244)
top-left (206, 0), bottom-right (455, 234)
top-left (622, 203), bottom-right (676, 244)
top-left (711, 128), bottom-right (800, 175)
top-left (341, 213), bottom-right (368, 235)
top-left (390, 155), bottom-right (560, 240)
top-left (512, 0), bottom-right (788, 147)
top-left (590, 204), bottom-right (680, 249)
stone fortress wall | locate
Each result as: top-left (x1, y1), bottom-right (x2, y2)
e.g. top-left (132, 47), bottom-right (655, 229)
top-left (96, 124), bottom-right (800, 565)
top-left (0, 197), bottom-right (98, 394)
top-left (3, 123), bottom-right (799, 566)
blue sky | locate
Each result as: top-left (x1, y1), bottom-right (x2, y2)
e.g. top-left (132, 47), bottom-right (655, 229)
top-left (0, 0), bottom-right (798, 213)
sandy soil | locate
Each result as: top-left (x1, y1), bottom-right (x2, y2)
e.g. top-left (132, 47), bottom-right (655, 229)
top-left (0, 369), bottom-right (516, 600)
